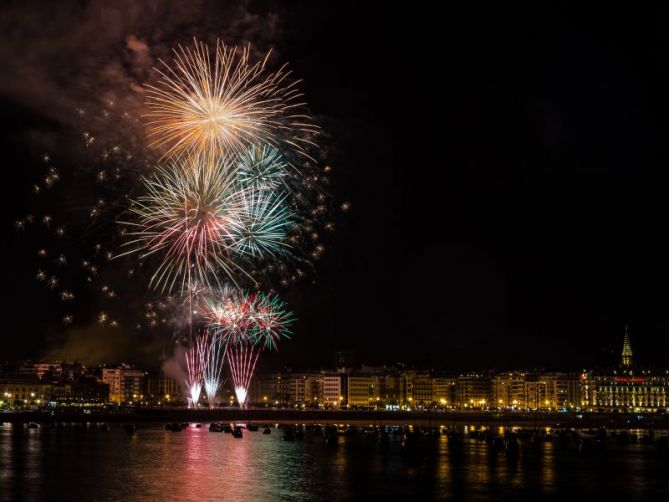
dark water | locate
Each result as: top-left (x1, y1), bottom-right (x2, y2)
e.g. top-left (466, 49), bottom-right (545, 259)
top-left (1, 423), bottom-right (667, 501)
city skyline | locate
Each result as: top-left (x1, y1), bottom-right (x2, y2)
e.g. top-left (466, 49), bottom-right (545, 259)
top-left (2, 329), bottom-right (667, 413)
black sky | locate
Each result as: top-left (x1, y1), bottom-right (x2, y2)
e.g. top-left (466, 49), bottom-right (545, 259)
top-left (2, 2), bottom-right (669, 370)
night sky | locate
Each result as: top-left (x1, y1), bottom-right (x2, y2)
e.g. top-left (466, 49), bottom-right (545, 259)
top-left (2, 2), bottom-right (669, 371)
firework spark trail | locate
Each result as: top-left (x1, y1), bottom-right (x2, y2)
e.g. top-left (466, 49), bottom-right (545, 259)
top-left (145, 39), bottom-right (319, 162)
top-left (184, 329), bottom-right (210, 408)
top-left (228, 340), bottom-right (260, 409)
top-left (203, 331), bottom-right (228, 409)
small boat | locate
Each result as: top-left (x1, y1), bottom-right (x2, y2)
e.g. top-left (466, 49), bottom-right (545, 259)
top-left (232, 427), bottom-right (243, 438)
top-left (223, 424), bottom-right (233, 433)
top-left (27, 422), bottom-right (39, 429)
top-left (247, 423), bottom-right (259, 432)
top-left (263, 426), bottom-right (272, 435)
top-left (195, 423), bottom-right (202, 428)
top-left (209, 423), bottom-right (223, 432)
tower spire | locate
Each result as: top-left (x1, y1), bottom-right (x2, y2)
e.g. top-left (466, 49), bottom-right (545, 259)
top-left (621, 324), bottom-right (633, 368)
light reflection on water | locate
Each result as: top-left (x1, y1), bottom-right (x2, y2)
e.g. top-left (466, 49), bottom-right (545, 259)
top-left (0, 423), bottom-right (667, 501)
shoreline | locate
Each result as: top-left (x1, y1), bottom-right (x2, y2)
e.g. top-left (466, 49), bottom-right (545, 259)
top-left (2, 409), bottom-right (668, 429)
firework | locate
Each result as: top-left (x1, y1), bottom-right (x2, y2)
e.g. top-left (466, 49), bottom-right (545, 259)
top-left (227, 340), bottom-right (259, 409)
top-left (184, 329), bottom-right (210, 408)
top-left (145, 39), bottom-right (318, 161)
top-left (236, 144), bottom-right (289, 191)
top-left (119, 155), bottom-right (249, 292)
top-left (203, 330), bottom-right (227, 409)
top-left (203, 287), bottom-right (293, 408)
top-left (247, 291), bottom-right (294, 349)
top-left (230, 188), bottom-right (293, 259)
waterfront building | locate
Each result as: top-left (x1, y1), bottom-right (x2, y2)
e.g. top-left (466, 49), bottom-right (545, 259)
top-left (322, 373), bottom-right (345, 408)
top-left (524, 374), bottom-right (559, 409)
top-left (0, 375), bottom-right (51, 406)
top-left (144, 370), bottom-right (182, 404)
top-left (378, 373), bottom-right (401, 407)
top-left (399, 371), bottom-right (415, 407)
top-left (580, 328), bottom-right (669, 412)
top-left (412, 373), bottom-right (434, 407)
top-left (432, 376), bottom-right (456, 407)
top-left (101, 364), bottom-right (145, 404)
top-left (581, 370), bottom-right (668, 412)
top-left (347, 374), bottom-right (379, 408)
top-left (542, 372), bottom-right (581, 409)
top-left (491, 372), bottom-right (527, 408)
top-left (456, 373), bottom-right (491, 408)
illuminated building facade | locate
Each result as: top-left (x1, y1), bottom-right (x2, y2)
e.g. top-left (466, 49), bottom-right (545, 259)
top-left (581, 329), bottom-right (669, 412)
top-left (347, 375), bottom-right (378, 408)
top-left (0, 375), bottom-right (50, 406)
top-left (492, 372), bottom-right (527, 408)
top-left (322, 374), bottom-right (345, 408)
top-left (456, 374), bottom-right (491, 408)
top-left (412, 373), bottom-right (434, 406)
top-left (144, 370), bottom-right (182, 404)
top-left (432, 377), bottom-right (456, 406)
top-left (101, 364), bottom-right (145, 404)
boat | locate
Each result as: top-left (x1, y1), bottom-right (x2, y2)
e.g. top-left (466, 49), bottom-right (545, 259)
top-left (232, 427), bottom-right (243, 438)
top-left (263, 426), bottom-right (272, 434)
top-left (209, 423), bottom-right (223, 432)
top-left (247, 423), bottom-right (259, 432)
top-left (223, 424), bottom-right (233, 433)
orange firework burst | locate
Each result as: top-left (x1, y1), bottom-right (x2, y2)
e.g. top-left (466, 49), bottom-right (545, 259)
top-left (145, 39), bottom-right (319, 162)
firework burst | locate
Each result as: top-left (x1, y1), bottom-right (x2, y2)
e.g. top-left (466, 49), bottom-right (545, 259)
top-left (203, 287), bottom-right (293, 408)
top-left (118, 155), bottom-right (249, 292)
top-left (236, 144), bottom-right (289, 191)
top-left (230, 189), bottom-right (293, 259)
top-left (145, 39), bottom-right (319, 161)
